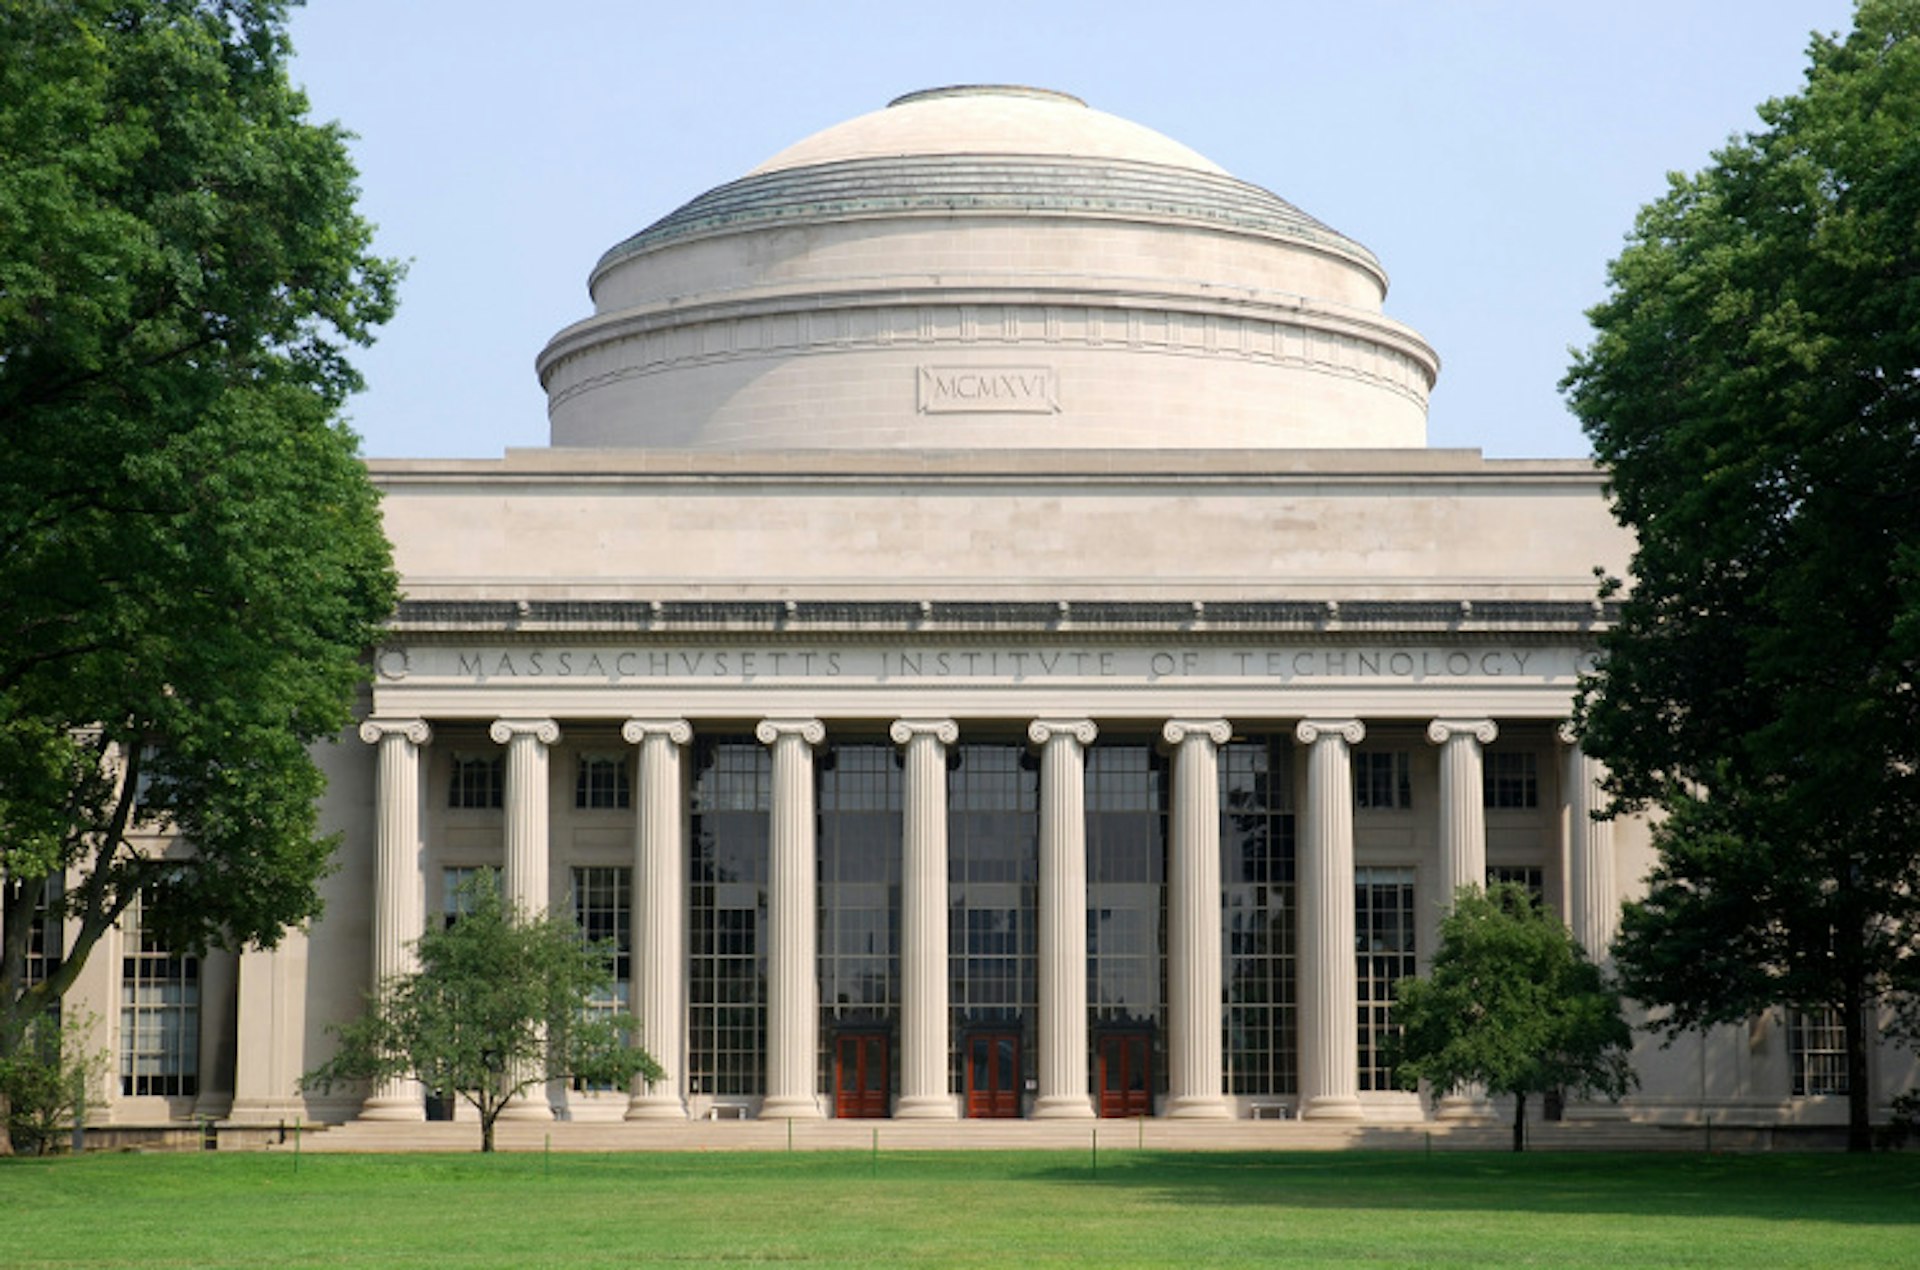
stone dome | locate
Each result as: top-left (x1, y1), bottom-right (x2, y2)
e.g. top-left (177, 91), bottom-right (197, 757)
top-left (537, 86), bottom-right (1439, 450)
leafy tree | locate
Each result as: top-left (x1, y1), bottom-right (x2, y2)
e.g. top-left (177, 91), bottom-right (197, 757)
top-left (1562, 0), bottom-right (1920, 1152)
top-left (1389, 885), bottom-right (1635, 1152)
top-left (0, 0), bottom-right (400, 1153)
top-left (0, 1011), bottom-right (110, 1156)
top-left (303, 873), bottom-right (664, 1153)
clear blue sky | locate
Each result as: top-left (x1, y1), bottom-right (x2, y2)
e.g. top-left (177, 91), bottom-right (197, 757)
top-left (287, 0), bottom-right (1859, 460)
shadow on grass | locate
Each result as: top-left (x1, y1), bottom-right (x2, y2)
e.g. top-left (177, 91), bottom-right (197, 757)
top-left (1027, 1150), bottom-right (1920, 1227)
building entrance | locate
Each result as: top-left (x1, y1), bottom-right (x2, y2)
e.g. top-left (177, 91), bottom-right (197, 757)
top-left (833, 1030), bottom-right (890, 1118)
top-left (1096, 1030), bottom-right (1153, 1118)
top-left (964, 1029), bottom-right (1022, 1118)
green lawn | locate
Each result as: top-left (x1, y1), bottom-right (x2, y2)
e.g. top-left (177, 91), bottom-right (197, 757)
top-left (2, 1150), bottom-right (1917, 1267)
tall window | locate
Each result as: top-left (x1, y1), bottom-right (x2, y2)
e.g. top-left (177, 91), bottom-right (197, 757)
top-left (1355, 866), bottom-right (1416, 1092)
top-left (1486, 865), bottom-right (1545, 901)
top-left (1354, 751), bottom-right (1412, 811)
top-left (688, 738), bottom-right (769, 1097)
top-left (1085, 742), bottom-right (1167, 1092)
top-left (575, 754), bottom-right (632, 810)
top-left (441, 865), bottom-right (495, 926)
top-left (1483, 751), bottom-right (1539, 809)
top-left (571, 867), bottom-right (631, 1091)
top-left (120, 891), bottom-right (198, 1097)
top-left (26, 876), bottom-right (62, 994)
top-left (817, 743), bottom-right (902, 1087)
top-left (948, 741), bottom-right (1038, 1093)
top-left (1221, 736), bottom-right (1296, 1096)
top-left (1791, 1008), bottom-right (1848, 1096)
top-left (449, 753), bottom-right (504, 809)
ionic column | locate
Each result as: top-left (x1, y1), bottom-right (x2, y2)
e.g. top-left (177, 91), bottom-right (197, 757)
top-left (1295, 719), bottom-right (1366, 1121)
top-left (1029, 718), bottom-right (1097, 1120)
top-left (1559, 724), bottom-right (1617, 959)
top-left (1163, 720), bottom-right (1232, 1119)
top-left (356, 717), bottom-right (431, 1121)
top-left (1426, 718), bottom-right (1497, 1121)
top-left (891, 719), bottom-right (960, 1120)
top-left (756, 718), bottom-right (825, 1120)
top-left (490, 717), bottom-right (560, 1122)
top-left (623, 719), bottom-right (692, 1121)
top-left (1427, 719), bottom-right (1498, 904)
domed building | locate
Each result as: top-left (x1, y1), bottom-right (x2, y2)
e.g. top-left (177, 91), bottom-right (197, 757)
top-left (72, 88), bottom-right (1911, 1141)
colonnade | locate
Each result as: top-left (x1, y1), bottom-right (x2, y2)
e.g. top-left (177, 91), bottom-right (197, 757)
top-left (356, 713), bottom-right (1614, 1122)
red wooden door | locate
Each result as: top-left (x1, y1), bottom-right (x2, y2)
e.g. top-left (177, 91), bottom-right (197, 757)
top-left (1096, 1032), bottom-right (1152, 1118)
top-left (965, 1031), bottom-right (1022, 1118)
top-left (834, 1033), bottom-right (889, 1118)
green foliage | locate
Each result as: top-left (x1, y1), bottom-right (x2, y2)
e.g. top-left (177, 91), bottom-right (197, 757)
top-left (0, 1011), bottom-right (108, 1157)
top-left (303, 872), bottom-right (663, 1152)
top-left (1389, 886), bottom-right (1635, 1151)
top-left (0, 0), bottom-right (399, 1121)
top-left (1563, 0), bottom-right (1920, 1151)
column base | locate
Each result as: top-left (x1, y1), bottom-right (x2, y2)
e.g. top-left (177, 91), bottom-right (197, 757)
top-left (624, 1093), bottom-right (689, 1121)
top-left (356, 1096), bottom-right (425, 1123)
top-left (758, 1095), bottom-right (824, 1120)
top-left (1163, 1094), bottom-right (1232, 1120)
top-left (1032, 1094), bottom-right (1095, 1119)
top-left (894, 1095), bottom-right (959, 1120)
top-left (497, 1094), bottom-right (554, 1122)
top-left (1300, 1093), bottom-right (1365, 1121)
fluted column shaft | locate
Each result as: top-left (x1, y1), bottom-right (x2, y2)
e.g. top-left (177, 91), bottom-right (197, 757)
top-left (892, 719), bottom-right (960, 1119)
top-left (1164, 720), bottom-right (1232, 1119)
top-left (1428, 720), bottom-right (1498, 904)
top-left (624, 719), bottom-right (692, 1120)
top-left (757, 719), bottom-right (825, 1119)
top-left (1296, 719), bottom-right (1365, 1121)
top-left (1560, 727), bottom-right (1617, 959)
top-left (1427, 718), bottom-right (1498, 1122)
top-left (1030, 719), bottom-right (1097, 1119)
top-left (491, 717), bottom-right (560, 1122)
top-left (358, 718), bottom-right (431, 1121)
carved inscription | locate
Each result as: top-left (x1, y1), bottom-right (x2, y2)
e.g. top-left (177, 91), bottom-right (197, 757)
top-left (917, 365), bottom-right (1058, 414)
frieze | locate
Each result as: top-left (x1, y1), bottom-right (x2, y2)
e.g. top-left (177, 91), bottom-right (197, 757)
top-left (375, 644), bottom-right (1587, 686)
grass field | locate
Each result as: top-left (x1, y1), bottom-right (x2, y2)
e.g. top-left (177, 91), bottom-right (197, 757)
top-left (3, 1150), bottom-right (1918, 1267)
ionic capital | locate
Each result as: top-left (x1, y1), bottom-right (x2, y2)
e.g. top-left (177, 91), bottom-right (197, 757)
top-left (755, 718), bottom-right (825, 747)
top-left (1294, 719), bottom-right (1365, 747)
top-left (889, 718), bottom-right (959, 747)
top-left (489, 718), bottom-right (560, 746)
top-left (1426, 718), bottom-right (1498, 747)
top-left (622, 718), bottom-right (692, 747)
top-left (1162, 719), bottom-right (1232, 747)
top-left (359, 717), bottom-right (432, 747)
top-left (1028, 718), bottom-right (1098, 747)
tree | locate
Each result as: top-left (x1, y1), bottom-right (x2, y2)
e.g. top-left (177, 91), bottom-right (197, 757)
top-left (0, 1011), bottom-right (109, 1156)
top-left (1388, 885), bottom-right (1635, 1152)
top-left (303, 873), bottom-right (664, 1152)
top-left (0, 0), bottom-right (400, 1153)
top-left (1562, 0), bottom-right (1920, 1152)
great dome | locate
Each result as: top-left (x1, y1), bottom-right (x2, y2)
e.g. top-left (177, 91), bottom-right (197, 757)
top-left (537, 86), bottom-right (1439, 450)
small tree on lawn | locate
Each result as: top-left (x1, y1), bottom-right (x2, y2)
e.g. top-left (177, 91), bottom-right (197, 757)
top-left (0, 1011), bottom-right (108, 1157)
top-left (303, 872), bottom-right (661, 1152)
top-left (1389, 885), bottom-right (1636, 1151)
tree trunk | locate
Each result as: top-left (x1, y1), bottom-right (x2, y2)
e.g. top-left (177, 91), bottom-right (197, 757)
top-left (481, 1111), bottom-right (496, 1153)
top-left (1841, 976), bottom-right (1871, 1154)
top-left (0, 1090), bottom-right (14, 1157)
top-left (1512, 1091), bottom-right (1527, 1153)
